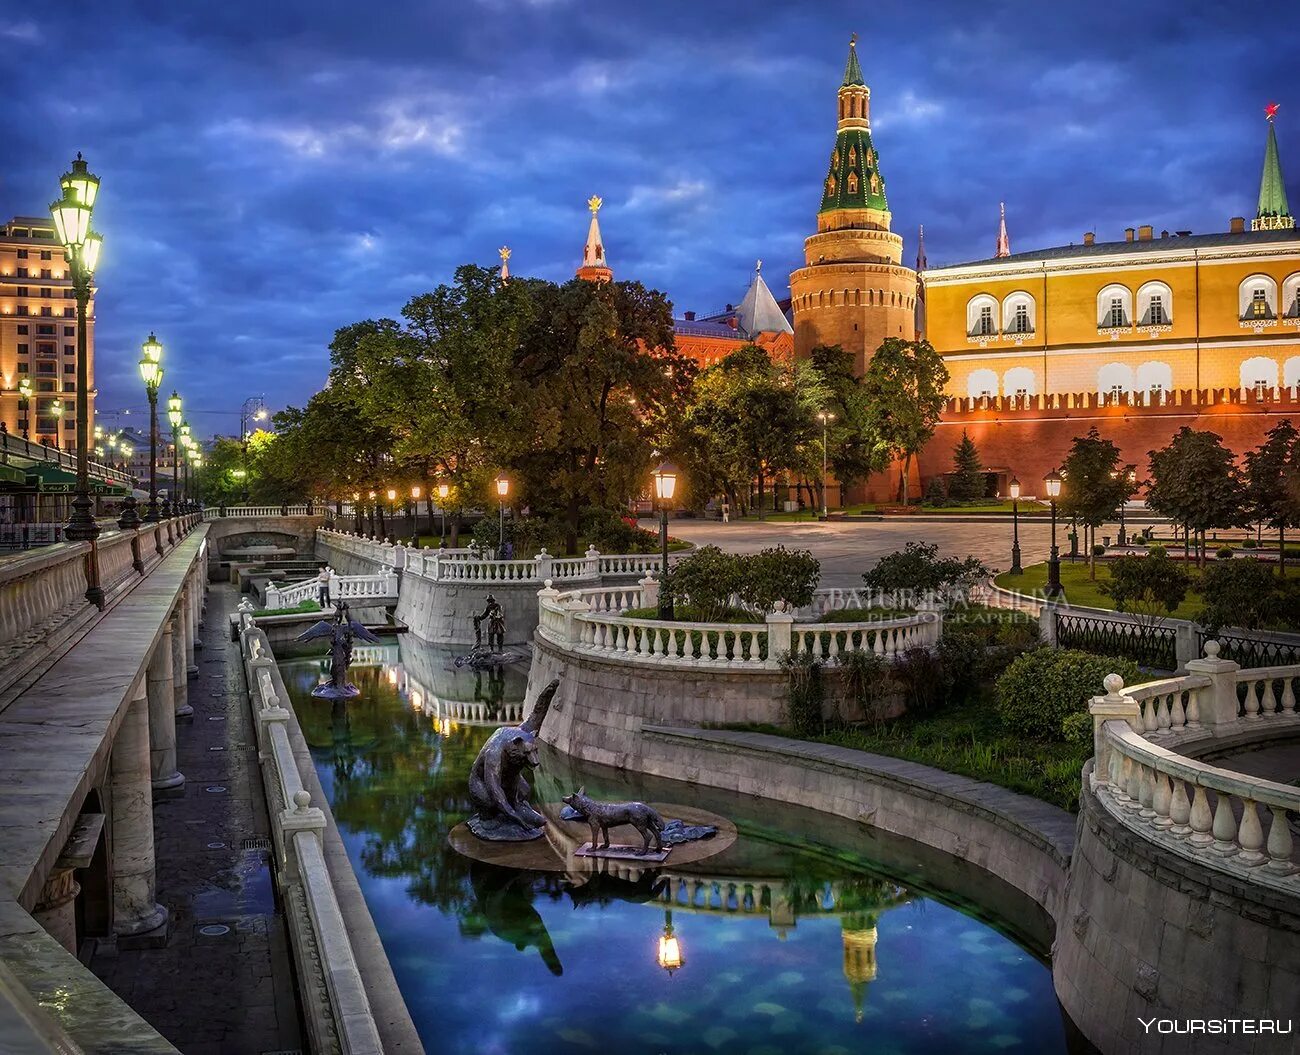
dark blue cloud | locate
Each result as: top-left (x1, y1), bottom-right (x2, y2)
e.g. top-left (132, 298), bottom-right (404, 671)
top-left (1, 1), bottom-right (1294, 436)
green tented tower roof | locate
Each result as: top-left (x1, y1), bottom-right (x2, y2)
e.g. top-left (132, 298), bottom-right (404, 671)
top-left (842, 37), bottom-right (865, 87)
top-left (1255, 117), bottom-right (1292, 227)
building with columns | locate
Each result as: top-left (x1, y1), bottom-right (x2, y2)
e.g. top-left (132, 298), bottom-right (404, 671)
top-left (0, 215), bottom-right (94, 449)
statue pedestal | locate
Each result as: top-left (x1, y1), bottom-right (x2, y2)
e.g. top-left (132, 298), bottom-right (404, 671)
top-left (575, 843), bottom-right (670, 863)
top-left (310, 683), bottom-right (360, 699)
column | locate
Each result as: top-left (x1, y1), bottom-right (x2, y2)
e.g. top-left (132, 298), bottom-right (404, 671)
top-left (171, 608), bottom-right (192, 717)
top-left (182, 585), bottom-right (198, 679)
top-left (31, 867), bottom-right (80, 953)
top-left (148, 622), bottom-right (184, 790)
top-left (192, 562), bottom-right (205, 645)
top-left (109, 681), bottom-right (169, 936)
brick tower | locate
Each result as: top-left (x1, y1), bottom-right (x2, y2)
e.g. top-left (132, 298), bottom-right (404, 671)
top-left (790, 37), bottom-right (916, 373)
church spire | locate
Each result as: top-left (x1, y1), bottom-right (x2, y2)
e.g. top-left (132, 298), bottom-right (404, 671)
top-left (914, 224), bottom-right (927, 339)
top-left (842, 32), bottom-right (865, 87)
top-left (995, 202), bottom-right (1011, 257)
top-left (1253, 103), bottom-right (1294, 231)
top-left (577, 195), bottom-right (613, 282)
top-left (498, 245), bottom-right (511, 284)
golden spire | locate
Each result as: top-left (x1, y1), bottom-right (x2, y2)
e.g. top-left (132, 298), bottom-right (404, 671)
top-left (498, 245), bottom-right (510, 284)
top-left (588, 195), bottom-right (603, 215)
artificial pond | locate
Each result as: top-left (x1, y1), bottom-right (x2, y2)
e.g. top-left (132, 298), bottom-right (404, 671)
top-left (280, 639), bottom-right (1085, 1055)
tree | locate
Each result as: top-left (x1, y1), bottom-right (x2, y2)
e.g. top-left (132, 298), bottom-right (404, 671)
top-left (1197, 558), bottom-right (1293, 632)
top-left (1103, 551), bottom-right (1190, 630)
top-left (862, 541), bottom-right (990, 604)
top-left (806, 345), bottom-right (891, 508)
top-left (1243, 419), bottom-right (1298, 575)
top-left (860, 337), bottom-right (949, 505)
top-left (1059, 427), bottom-right (1132, 579)
top-left (947, 429), bottom-right (984, 502)
top-left (1146, 427), bottom-right (1246, 567)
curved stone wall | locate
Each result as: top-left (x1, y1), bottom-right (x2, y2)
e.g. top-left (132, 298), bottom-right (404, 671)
top-left (395, 572), bottom-right (542, 646)
top-left (1055, 770), bottom-right (1300, 1055)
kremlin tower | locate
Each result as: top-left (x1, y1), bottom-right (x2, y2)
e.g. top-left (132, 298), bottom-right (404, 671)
top-left (576, 195), bottom-right (614, 282)
top-left (790, 36), bottom-right (916, 373)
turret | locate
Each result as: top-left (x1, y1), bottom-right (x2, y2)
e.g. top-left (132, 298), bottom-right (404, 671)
top-left (1253, 103), bottom-right (1294, 231)
top-left (576, 195), bottom-right (613, 282)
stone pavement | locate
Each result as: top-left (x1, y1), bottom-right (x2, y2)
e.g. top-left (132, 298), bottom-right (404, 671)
top-left (90, 583), bottom-right (303, 1055)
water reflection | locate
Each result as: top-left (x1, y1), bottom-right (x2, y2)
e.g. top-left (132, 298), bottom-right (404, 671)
top-left (283, 641), bottom-right (1073, 1055)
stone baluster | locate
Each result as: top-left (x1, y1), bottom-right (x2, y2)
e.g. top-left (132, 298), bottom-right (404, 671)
top-left (1150, 771), bottom-right (1174, 828)
top-left (1265, 807), bottom-right (1295, 873)
top-left (1283, 677), bottom-right (1297, 714)
top-left (1237, 800), bottom-right (1266, 865)
top-left (170, 608), bottom-right (191, 717)
top-left (109, 680), bottom-right (169, 937)
top-left (1210, 795), bottom-right (1239, 855)
top-left (1243, 680), bottom-right (1262, 719)
top-left (147, 622), bottom-right (184, 791)
top-left (1168, 777), bottom-right (1192, 836)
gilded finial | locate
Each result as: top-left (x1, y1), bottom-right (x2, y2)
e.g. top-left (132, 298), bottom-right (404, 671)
top-left (850, 32), bottom-right (858, 46)
top-left (587, 195), bottom-right (603, 215)
top-left (499, 246), bottom-right (511, 262)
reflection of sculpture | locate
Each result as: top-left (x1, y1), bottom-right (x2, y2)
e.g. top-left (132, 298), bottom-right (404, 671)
top-left (473, 594), bottom-right (505, 652)
top-left (562, 787), bottom-right (666, 855)
top-left (466, 677), bottom-right (559, 841)
top-left (464, 862), bottom-right (563, 975)
top-left (296, 602), bottom-right (382, 699)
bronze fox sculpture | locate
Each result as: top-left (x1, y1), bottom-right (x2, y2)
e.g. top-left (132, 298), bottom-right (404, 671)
top-left (562, 786), bottom-right (666, 855)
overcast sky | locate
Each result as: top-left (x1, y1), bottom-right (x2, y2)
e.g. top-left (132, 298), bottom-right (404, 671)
top-left (1, 1), bottom-right (1293, 436)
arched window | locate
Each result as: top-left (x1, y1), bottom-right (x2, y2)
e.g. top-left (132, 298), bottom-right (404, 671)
top-left (1001, 292), bottom-right (1035, 334)
top-left (1240, 356), bottom-right (1278, 396)
top-left (1135, 361), bottom-right (1173, 405)
top-left (967, 368), bottom-right (998, 400)
top-left (1097, 284), bottom-right (1132, 328)
top-left (1239, 275), bottom-right (1278, 320)
top-left (1281, 273), bottom-right (1300, 319)
top-left (966, 294), bottom-right (999, 337)
top-left (1097, 362), bottom-right (1135, 403)
top-left (846, 172), bottom-right (859, 194)
top-left (1136, 281), bottom-right (1173, 326)
top-left (1284, 356), bottom-right (1300, 390)
top-left (1003, 366), bottom-right (1036, 405)
top-left (826, 175), bottom-right (837, 197)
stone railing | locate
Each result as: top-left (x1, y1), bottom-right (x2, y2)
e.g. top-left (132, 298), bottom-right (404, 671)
top-left (202, 504), bottom-right (312, 521)
top-left (265, 568), bottom-right (398, 610)
top-left (1089, 643), bottom-right (1299, 895)
top-left (238, 615), bottom-right (385, 1054)
top-left (536, 579), bottom-right (941, 671)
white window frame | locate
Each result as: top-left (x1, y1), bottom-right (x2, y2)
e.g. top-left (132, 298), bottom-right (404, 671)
top-left (1097, 284), bottom-right (1133, 328)
top-left (1136, 280), bottom-right (1173, 326)
top-left (966, 294), bottom-right (999, 337)
top-left (1001, 291), bottom-right (1035, 335)
top-left (1238, 275), bottom-right (1278, 320)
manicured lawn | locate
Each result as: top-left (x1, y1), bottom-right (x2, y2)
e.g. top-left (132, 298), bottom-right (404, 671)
top-left (736, 695), bottom-right (1088, 812)
top-left (841, 500), bottom-right (1049, 516)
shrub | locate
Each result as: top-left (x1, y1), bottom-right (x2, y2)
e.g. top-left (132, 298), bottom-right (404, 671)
top-left (837, 649), bottom-right (895, 720)
top-left (996, 649), bottom-right (1140, 740)
top-left (664, 546), bottom-right (744, 622)
top-left (1147, 544), bottom-right (1166, 557)
top-left (1197, 557), bottom-right (1289, 631)
top-left (736, 546), bottom-right (820, 613)
top-left (1092, 543), bottom-right (1107, 557)
top-left (470, 516), bottom-right (502, 554)
top-left (1243, 538), bottom-right (1258, 549)
top-left (892, 646), bottom-right (950, 716)
top-left (922, 475), bottom-right (948, 506)
top-left (1216, 546), bottom-right (1235, 560)
top-left (1102, 551), bottom-right (1190, 625)
top-left (583, 508), bottom-right (658, 554)
top-left (1132, 536), bottom-right (1148, 547)
top-left (780, 649), bottom-right (824, 735)
top-left (862, 541), bottom-right (991, 603)
top-left (1060, 711), bottom-right (1094, 748)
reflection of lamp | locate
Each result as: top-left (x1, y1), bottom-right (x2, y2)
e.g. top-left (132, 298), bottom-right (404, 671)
top-left (657, 910), bottom-right (683, 976)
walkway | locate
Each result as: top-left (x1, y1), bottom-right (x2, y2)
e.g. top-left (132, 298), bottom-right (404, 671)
top-left (90, 583), bottom-right (303, 1055)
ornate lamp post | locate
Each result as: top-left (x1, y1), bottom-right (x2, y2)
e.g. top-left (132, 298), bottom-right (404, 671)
top-left (1008, 476), bottom-right (1022, 575)
top-left (179, 422), bottom-right (192, 510)
top-left (138, 334), bottom-right (163, 522)
top-left (166, 391), bottom-right (182, 517)
top-left (238, 396), bottom-right (266, 502)
top-left (16, 377), bottom-right (32, 440)
top-left (352, 492), bottom-right (362, 534)
top-left (409, 484), bottom-right (421, 546)
top-left (1117, 465), bottom-right (1136, 546)
top-left (1044, 468), bottom-right (1064, 600)
top-left (817, 410), bottom-right (835, 519)
top-left (386, 486), bottom-right (398, 540)
top-left (50, 154), bottom-right (104, 594)
top-left (437, 481), bottom-right (450, 546)
top-left (494, 474), bottom-right (509, 552)
top-left (49, 397), bottom-right (63, 444)
top-left (657, 910), bottom-right (683, 977)
top-left (652, 461), bottom-right (678, 620)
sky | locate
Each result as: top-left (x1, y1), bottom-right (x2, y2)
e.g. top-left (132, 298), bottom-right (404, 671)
top-left (1, 1), bottom-right (1295, 438)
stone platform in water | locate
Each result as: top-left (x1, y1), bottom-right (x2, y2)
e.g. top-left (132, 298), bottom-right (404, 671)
top-left (574, 843), bottom-right (670, 862)
top-left (449, 802), bottom-right (736, 874)
top-left (310, 683), bottom-right (360, 699)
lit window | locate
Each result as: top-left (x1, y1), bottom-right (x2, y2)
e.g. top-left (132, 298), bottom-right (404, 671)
top-left (1109, 384), bottom-right (1125, 403)
top-left (1252, 288), bottom-right (1269, 318)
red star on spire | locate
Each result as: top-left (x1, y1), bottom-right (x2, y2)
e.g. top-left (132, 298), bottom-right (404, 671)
top-left (1265, 102), bottom-right (1280, 121)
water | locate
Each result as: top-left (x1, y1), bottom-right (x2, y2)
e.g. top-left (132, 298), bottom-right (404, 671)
top-left (281, 641), bottom-right (1077, 1055)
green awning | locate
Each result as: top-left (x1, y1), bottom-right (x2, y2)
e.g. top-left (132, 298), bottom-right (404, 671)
top-left (23, 464), bottom-right (129, 496)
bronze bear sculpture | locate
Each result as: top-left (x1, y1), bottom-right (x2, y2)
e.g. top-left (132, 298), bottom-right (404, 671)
top-left (466, 677), bottom-right (559, 841)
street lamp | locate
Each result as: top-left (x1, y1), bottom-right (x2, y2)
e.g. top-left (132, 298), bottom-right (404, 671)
top-left (386, 486), bottom-right (398, 540)
top-left (437, 480), bottom-right (451, 546)
top-left (1044, 468), bottom-right (1064, 600)
top-left (50, 154), bottom-right (104, 603)
top-left (180, 423), bottom-right (193, 510)
top-left (652, 461), bottom-right (678, 620)
top-left (1117, 465), bottom-right (1137, 546)
top-left (166, 391), bottom-right (182, 517)
top-left (817, 410), bottom-right (835, 519)
top-left (410, 484), bottom-right (422, 545)
top-left (138, 333), bottom-right (163, 522)
top-left (657, 910), bottom-right (684, 977)
top-left (1008, 476), bottom-right (1023, 575)
top-left (16, 377), bottom-right (32, 440)
top-left (238, 395), bottom-right (266, 501)
top-left (494, 474), bottom-right (509, 552)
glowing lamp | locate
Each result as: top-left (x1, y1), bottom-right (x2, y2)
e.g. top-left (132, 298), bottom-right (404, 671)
top-left (386, 487), bottom-right (397, 502)
top-left (120, 442), bottom-right (132, 458)
top-left (411, 485), bottom-right (421, 500)
top-left (437, 481), bottom-right (450, 501)
top-left (652, 461), bottom-right (678, 502)
top-left (17, 377), bottom-right (32, 401)
top-left (50, 398), bottom-right (63, 418)
top-left (179, 422), bottom-right (192, 444)
top-left (1044, 469), bottom-right (1063, 499)
top-left (495, 474), bottom-right (509, 498)
top-left (58, 154), bottom-right (100, 209)
top-left (657, 912), bottom-right (683, 976)
top-left (166, 391), bottom-right (182, 428)
top-left (1008, 477), bottom-right (1020, 501)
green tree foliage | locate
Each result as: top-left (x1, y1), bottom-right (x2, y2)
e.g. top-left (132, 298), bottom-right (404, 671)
top-left (663, 545), bottom-right (744, 622)
top-left (736, 546), bottom-right (821, 612)
top-left (1197, 558), bottom-right (1298, 632)
top-left (860, 337), bottom-right (950, 504)
top-left (1146, 427), bottom-right (1246, 566)
top-left (806, 345), bottom-right (891, 502)
top-left (996, 649), bottom-right (1140, 740)
top-left (1059, 427), bottom-right (1135, 579)
top-left (1243, 419), bottom-right (1299, 574)
top-left (1102, 551), bottom-right (1191, 627)
top-left (861, 541), bottom-right (990, 602)
top-left (922, 474), bottom-right (948, 506)
top-left (947, 429), bottom-right (985, 502)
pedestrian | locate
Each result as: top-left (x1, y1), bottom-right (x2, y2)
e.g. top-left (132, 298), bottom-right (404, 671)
top-left (317, 565), bottom-right (332, 607)
top-left (721, 498), bottom-right (730, 524)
